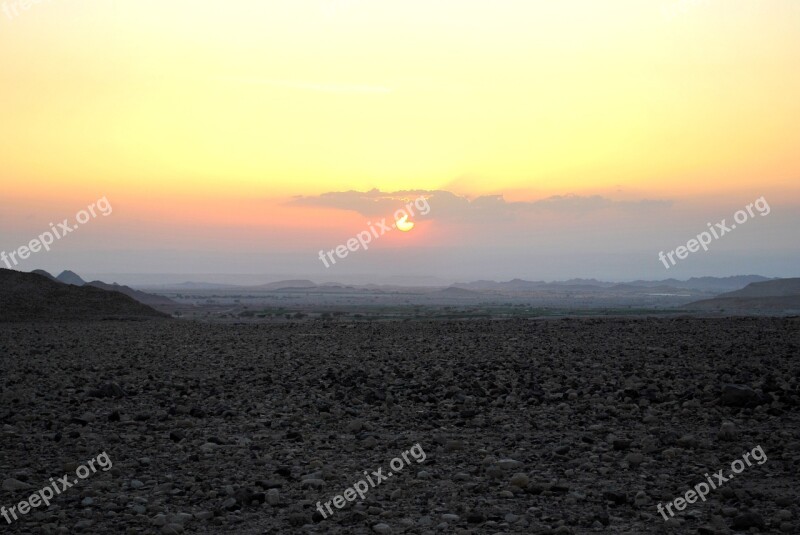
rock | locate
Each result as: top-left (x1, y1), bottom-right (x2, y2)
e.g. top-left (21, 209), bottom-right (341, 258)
top-left (2, 478), bottom-right (33, 491)
top-left (87, 382), bottom-right (126, 399)
top-left (445, 440), bottom-right (465, 452)
top-left (301, 478), bottom-right (325, 489)
top-left (612, 439), bottom-right (631, 450)
top-left (718, 421), bottom-right (737, 441)
top-left (373, 523), bottom-right (392, 534)
top-left (161, 524), bottom-right (184, 534)
top-left (509, 473), bottom-right (529, 488)
top-left (625, 452), bottom-right (644, 466)
top-left (169, 513), bottom-right (193, 525)
top-left (73, 520), bottom-right (94, 531)
top-left (604, 490), bottom-right (627, 505)
top-left (731, 512), bottom-right (765, 530)
top-left (719, 384), bottom-right (761, 407)
top-left (267, 489), bottom-right (279, 505)
top-left (467, 512), bottom-right (486, 523)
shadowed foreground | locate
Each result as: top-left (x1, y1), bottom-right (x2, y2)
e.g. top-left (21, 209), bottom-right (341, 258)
top-left (0, 317), bottom-right (798, 534)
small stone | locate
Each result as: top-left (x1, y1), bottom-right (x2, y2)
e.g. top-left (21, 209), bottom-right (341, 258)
top-left (372, 523), bottom-right (391, 534)
top-left (718, 421), bottom-right (737, 441)
top-left (301, 478), bottom-right (325, 489)
top-left (170, 513), bottom-right (193, 525)
top-left (719, 384), bottom-right (761, 407)
top-left (613, 439), bottom-right (631, 450)
top-left (467, 512), bottom-right (486, 523)
top-left (74, 520), bottom-right (94, 531)
top-left (2, 478), bottom-right (33, 491)
top-left (732, 512), bottom-right (765, 530)
top-left (346, 420), bottom-right (364, 433)
top-left (509, 473), bottom-right (529, 488)
top-left (496, 459), bottom-right (523, 470)
top-left (625, 452), bottom-right (644, 466)
top-left (88, 382), bottom-right (126, 399)
top-left (445, 440), bottom-right (464, 452)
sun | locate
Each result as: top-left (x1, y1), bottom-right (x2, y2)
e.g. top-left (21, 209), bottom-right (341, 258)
top-left (395, 215), bottom-right (415, 232)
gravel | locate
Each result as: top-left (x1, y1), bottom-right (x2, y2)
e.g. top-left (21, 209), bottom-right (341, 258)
top-left (0, 316), bottom-right (798, 533)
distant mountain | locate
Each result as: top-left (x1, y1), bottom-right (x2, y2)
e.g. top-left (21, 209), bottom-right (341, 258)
top-left (161, 282), bottom-right (241, 290)
top-left (0, 269), bottom-right (169, 321)
top-left (453, 279), bottom-right (548, 291)
top-left (626, 275), bottom-right (771, 292)
top-left (254, 280), bottom-right (317, 290)
top-left (685, 278), bottom-right (800, 313)
top-left (438, 286), bottom-right (480, 296)
top-left (56, 270), bottom-right (86, 286)
top-left (86, 280), bottom-right (175, 306)
top-left (453, 275), bottom-right (770, 294)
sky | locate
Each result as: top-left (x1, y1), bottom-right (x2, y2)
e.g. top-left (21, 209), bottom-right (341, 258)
top-left (1, 0), bottom-right (798, 284)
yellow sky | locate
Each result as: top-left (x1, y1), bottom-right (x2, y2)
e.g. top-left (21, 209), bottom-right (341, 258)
top-left (1, 0), bottom-right (799, 205)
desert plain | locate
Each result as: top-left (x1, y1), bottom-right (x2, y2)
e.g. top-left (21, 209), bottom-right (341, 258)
top-left (0, 316), bottom-right (798, 534)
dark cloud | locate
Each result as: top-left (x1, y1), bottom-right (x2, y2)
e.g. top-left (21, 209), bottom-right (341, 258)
top-left (288, 189), bottom-right (672, 222)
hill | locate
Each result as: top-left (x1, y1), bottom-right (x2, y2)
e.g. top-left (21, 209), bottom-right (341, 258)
top-left (87, 280), bottom-right (176, 306)
top-left (56, 270), bottom-right (87, 285)
top-left (0, 269), bottom-right (170, 322)
top-left (685, 278), bottom-right (800, 314)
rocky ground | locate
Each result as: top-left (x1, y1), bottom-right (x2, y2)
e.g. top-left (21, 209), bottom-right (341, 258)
top-left (0, 317), bottom-right (798, 534)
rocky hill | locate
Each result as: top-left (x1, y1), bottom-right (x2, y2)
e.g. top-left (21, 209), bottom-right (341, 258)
top-left (0, 269), bottom-right (170, 321)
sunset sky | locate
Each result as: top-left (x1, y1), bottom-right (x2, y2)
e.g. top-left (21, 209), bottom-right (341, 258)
top-left (1, 0), bottom-right (798, 283)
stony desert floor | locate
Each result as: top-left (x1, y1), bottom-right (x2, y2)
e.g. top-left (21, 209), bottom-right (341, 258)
top-left (0, 317), bottom-right (798, 534)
